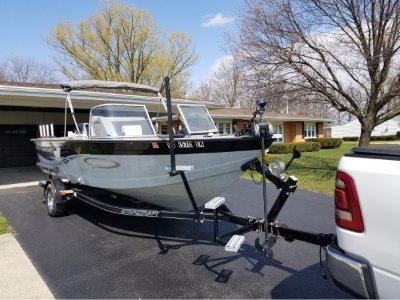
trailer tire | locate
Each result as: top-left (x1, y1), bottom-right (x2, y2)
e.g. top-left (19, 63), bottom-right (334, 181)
top-left (45, 183), bottom-right (66, 217)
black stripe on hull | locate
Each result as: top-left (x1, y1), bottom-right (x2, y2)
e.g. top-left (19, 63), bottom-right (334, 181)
top-left (33, 136), bottom-right (272, 159)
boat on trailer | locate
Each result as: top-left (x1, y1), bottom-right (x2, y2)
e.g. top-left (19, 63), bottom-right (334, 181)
top-left (32, 79), bottom-right (272, 211)
top-left (33, 79), bottom-right (337, 260)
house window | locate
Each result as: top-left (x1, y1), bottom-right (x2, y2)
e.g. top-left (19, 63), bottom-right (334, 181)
top-left (218, 123), bottom-right (224, 134)
top-left (216, 122), bottom-right (232, 134)
top-left (272, 124), bottom-right (283, 142)
top-left (225, 123), bottom-right (231, 134)
top-left (304, 122), bottom-right (316, 138)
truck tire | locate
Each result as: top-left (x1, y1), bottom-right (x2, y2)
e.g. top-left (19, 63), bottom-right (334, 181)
top-left (45, 183), bottom-right (67, 217)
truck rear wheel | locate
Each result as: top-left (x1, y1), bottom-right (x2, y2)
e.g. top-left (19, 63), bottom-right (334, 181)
top-left (45, 183), bottom-right (67, 217)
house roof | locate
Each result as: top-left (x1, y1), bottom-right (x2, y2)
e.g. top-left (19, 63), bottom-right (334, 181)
top-left (209, 108), bottom-right (333, 122)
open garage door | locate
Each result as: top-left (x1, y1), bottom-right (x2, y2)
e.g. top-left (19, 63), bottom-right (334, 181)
top-left (0, 125), bottom-right (37, 168)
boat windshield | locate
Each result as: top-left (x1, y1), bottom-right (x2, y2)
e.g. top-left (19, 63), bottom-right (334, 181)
top-left (89, 104), bottom-right (156, 137)
top-left (177, 105), bottom-right (218, 134)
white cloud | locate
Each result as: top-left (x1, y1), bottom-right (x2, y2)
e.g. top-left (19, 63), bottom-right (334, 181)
top-left (209, 55), bottom-right (233, 74)
top-left (202, 13), bottom-right (234, 27)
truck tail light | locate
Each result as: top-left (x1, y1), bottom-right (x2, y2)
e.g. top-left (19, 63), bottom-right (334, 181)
top-left (335, 171), bottom-right (364, 232)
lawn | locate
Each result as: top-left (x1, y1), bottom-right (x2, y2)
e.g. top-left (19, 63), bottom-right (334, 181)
top-left (0, 214), bottom-right (12, 235)
top-left (242, 142), bottom-right (390, 195)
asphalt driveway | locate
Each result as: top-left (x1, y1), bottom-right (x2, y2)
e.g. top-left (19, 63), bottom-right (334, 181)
top-left (0, 178), bottom-right (351, 298)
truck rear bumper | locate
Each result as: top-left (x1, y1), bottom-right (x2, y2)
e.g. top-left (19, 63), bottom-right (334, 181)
top-left (326, 244), bottom-right (376, 298)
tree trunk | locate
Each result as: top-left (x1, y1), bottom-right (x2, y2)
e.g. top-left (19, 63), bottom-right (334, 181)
top-left (359, 126), bottom-right (372, 147)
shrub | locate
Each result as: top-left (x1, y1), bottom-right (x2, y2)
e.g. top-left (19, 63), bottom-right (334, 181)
top-left (269, 142), bottom-right (321, 154)
top-left (377, 135), bottom-right (387, 141)
top-left (371, 134), bottom-right (397, 141)
top-left (386, 135), bottom-right (397, 141)
top-left (306, 138), bottom-right (342, 149)
top-left (371, 136), bottom-right (381, 141)
top-left (343, 136), bottom-right (359, 141)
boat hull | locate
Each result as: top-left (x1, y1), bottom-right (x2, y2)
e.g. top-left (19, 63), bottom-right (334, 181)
top-left (32, 137), bottom-right (266, 210)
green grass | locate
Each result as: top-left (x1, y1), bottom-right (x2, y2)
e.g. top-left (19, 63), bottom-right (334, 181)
top-left (0, 215), bottom-right (12, 235)
top-left (242, 142), bottom-right (393, 195)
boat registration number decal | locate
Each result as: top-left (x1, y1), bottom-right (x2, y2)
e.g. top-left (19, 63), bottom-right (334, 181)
top-left (167, 141), bottom-right (204, 149)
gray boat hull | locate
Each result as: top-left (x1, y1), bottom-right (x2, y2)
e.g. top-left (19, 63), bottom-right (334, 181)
top-left (33, 137), bottom-right (264, 210)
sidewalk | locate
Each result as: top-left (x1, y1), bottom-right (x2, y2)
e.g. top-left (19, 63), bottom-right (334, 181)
top-left (0, 233), bottom-right (54, 299)
top-left (0, 166), bottom-right (54, 299)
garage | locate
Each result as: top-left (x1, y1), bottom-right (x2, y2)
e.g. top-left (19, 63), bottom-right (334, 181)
top-left (0, 125), bottom-right (37, 167)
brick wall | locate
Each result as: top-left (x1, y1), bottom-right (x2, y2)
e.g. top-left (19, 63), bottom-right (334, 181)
top-left (317, 122), bottom-right (324, 138)
top-left (283, 121), bottom-right (304, 142)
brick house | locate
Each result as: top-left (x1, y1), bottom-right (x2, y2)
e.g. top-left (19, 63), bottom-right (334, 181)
top-left (209, 108), bottom-right (331, 143)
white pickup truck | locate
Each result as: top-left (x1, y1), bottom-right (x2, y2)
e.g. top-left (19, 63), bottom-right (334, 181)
top-left (326, 146), bottom-right (400, 298)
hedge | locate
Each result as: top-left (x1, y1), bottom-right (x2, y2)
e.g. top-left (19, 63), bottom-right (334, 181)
top-left (397, 131), bottom-right (400, 139)
top-left (269, 142), bottom-right (321, 154)
top-left (370, 135), bottom-right (397, 141)
top-left (306, 137), bottom-right (342, 149)
top-left (343, 136), bottom-right (359, 141)
top-left (343, 135), bottom-right (398, 141)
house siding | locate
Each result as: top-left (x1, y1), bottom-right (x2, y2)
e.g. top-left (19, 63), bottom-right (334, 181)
top-left (330, 119), bottom-right (399, 138)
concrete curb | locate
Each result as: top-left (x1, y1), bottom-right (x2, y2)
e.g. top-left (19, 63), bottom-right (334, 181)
top-left (0, 181), bottom-right (39, 190)
top-left (0, 233), bottom-right (54, 299)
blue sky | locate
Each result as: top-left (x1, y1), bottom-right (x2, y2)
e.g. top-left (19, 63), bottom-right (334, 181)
top-left (0, 0), bottom-right (243, 88)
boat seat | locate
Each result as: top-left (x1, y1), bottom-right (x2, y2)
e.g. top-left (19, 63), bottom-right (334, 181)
top-left (90, 116), bottom-right (118, 137)
top-left (175, 128), bottom-right (188, 137)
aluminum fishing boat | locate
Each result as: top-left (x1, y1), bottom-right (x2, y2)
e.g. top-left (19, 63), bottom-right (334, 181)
top-left (32, 79), bottom-right (272, 211)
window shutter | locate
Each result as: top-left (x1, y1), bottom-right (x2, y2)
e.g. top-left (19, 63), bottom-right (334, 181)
top-left (302, 122), bottom-right (305, 138)
top-left (316, 122), bottom-right (319, 137)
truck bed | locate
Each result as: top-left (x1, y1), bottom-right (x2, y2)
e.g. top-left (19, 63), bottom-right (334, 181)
top-left (346, 145), bottom-right (400, 159)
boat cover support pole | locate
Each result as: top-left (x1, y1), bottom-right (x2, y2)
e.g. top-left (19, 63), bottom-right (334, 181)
top-left (165, 76), bottom-right (176, 175)
top-left (66, 93), bottom-right (81, 134)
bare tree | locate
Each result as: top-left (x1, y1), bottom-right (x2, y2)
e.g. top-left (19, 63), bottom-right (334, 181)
top-left (0, 62), bottom-right (7, 81)
top-left (211, 56), bottom-right (248, 107)
top-left (1, 56), bottom-right (58, 83)
top-left (192, 54), bottom-right (332, 117)
top-left (192, 80), bottom-right (213, 102)
top-left (47, 1), bottom-right (198, 97)
top-left (191, 55), bottom-right (254, 107)
top-left (230, 0), bottom-right (400, 145)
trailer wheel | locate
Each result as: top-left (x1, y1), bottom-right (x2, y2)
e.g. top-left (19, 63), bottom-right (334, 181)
top-left (45, 183), bottom-right (66, 217)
